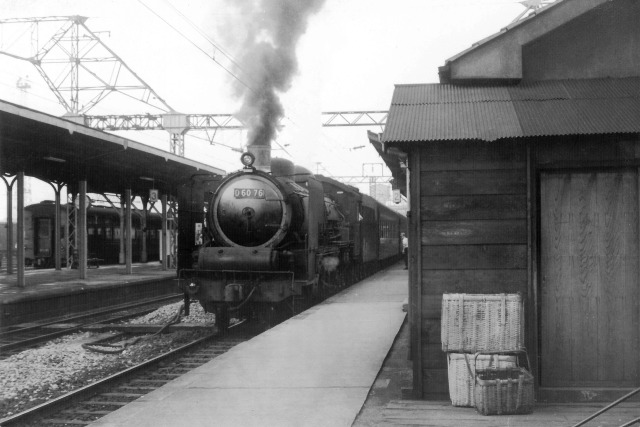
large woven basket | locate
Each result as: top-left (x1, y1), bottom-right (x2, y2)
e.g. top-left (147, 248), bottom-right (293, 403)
top-left (441, 294), bottom-right (524, 352)
top-left (447, 353), bottom-right (516, 407)
top-left (474, 366), bottom-right (534, 415)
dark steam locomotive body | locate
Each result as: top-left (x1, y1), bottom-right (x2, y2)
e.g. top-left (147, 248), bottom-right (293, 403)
top-left (178, 155), bottom-right (406, 328)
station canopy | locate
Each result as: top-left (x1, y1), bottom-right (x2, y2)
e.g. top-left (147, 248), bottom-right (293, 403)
top-left (0, 99), bottom-right (226, 197)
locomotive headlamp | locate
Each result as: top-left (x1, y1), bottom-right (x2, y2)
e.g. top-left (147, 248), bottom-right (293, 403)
top-left (187, 281), bottom-right (200, 295)
top-left (240, 152), bottom-right (255, 167)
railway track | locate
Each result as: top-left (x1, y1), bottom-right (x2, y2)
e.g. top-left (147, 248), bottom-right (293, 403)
top-left (0, 294), bottom-right (182, 358)
top-left (0, 321), bottom-right (261, 427)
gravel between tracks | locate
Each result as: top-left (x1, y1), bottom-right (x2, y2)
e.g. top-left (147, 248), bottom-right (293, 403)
top-left (0, 302), bottom-right (216, 419)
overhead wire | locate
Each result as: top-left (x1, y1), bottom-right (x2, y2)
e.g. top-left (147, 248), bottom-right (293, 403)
top-left (0, 20), bottom-right (35, 52)
top-left (0, 79), bottom-right (60, 108)
top-left (1, 0), bottom-right (544, 183)
top-left (273, 0), bottom-right (537, 175)
top-left (160, 3), bottom-right (351, 163)
top-left (0, 6), bottom-right (388, 178)
top-left (187, 132), bottom-right (243, 156)
top-left (161, 0), bottom-right (245, 73)
top-left (136, 0), bottom-right (293, 159)
top-left (0, 13), bottom-right (270, 175)
top-left (135, 0), bottom-right (255, 94)
top-left (166, 0), bottom-right (294, 159)
top-left (0, 52), bottom-right (240, 169)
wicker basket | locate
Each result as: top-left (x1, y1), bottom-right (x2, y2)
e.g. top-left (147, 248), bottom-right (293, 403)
top-left (474, 367), bottom-right (534, 415)
top-left (441, 294), bottom-right (524, 352)
top-left (448, 353), bottom-right (517, 407)
top-left (473, 352), bottom-right (534, 416)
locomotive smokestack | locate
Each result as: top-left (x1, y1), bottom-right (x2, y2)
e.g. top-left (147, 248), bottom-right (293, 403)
top-left (220, 0), bottom-right (326, 157)
top-left (247, 145), bottom-right (271, 172)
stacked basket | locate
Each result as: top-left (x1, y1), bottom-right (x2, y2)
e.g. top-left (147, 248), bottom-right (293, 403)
top-left (441, 293), bottom-right (534, 415)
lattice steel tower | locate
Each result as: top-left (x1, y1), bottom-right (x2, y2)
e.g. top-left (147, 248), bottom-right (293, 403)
top-left (0, 16), bottom-right (173, 116)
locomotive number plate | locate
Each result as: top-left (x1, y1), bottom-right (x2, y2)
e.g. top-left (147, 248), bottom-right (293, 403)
top-left (234, 188), bottom-right (265, 199)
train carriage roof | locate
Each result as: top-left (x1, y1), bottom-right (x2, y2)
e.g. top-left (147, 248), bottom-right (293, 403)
top-left (0, 99), bottom-right (225, 196)
top-left (314, 174), bottom-right (361, 199)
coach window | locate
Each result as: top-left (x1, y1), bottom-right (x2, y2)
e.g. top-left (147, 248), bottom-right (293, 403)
top-left (361, 205), bottom-right (375, 222)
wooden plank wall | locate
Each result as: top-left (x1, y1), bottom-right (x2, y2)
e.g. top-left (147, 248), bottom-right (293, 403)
top-left (418, 140), bottom-right (529, 398)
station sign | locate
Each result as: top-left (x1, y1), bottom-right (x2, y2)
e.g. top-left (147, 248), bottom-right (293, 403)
top-left (74, 195), bottom-right (91, 210)
top-left (393, 189), bottom-right (401, 204)
top-left (149, 189), bottom-right (159, 203)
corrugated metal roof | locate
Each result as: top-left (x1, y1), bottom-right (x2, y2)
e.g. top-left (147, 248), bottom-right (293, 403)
top-left (382, 78), bottom-right (640, 143)
top-left (391, 84), bottom-right (512, 104)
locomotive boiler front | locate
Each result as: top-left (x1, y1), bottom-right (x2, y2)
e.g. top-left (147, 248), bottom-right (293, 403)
top-left (208, 171), bottom-right (294, 248)
top-left (197, 161), bottom-right (308, 274)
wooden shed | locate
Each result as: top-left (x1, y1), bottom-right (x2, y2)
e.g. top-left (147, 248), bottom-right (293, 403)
top-left (381, 0), bottom-right (640, 402)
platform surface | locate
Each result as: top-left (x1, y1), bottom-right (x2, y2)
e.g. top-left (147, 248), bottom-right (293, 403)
top-left (0, 263), bottom-right (175, 304)
top-left (92, 263), bottom-right (408, 427)
top-left (377, 400), bottom-right (640, 426)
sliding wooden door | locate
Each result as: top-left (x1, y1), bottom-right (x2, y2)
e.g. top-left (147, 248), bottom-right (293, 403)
top-left (540, 170), bottom-right (639, 388)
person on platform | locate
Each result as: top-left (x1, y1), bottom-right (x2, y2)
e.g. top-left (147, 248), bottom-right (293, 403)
top-left (401, 232), bottom-right (408, 269)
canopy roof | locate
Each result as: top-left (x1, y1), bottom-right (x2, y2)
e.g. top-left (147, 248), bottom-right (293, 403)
top-left (0, 99), bottom-right (225, 196)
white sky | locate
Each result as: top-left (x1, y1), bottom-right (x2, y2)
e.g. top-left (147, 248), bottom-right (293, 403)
top-left (0, 0), bottom-right (528, 216)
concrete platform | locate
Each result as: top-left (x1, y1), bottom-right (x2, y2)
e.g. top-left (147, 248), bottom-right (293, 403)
top-left (0, 264), bottom-right (177, 326)
top-left (91, 263), bottom-right (408, 427)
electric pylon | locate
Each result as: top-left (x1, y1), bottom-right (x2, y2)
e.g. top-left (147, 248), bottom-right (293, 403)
top-left (0, 16), bottom-right (173, 116)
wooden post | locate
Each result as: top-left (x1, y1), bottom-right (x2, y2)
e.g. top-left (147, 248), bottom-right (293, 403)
top-left (409, 149), bottom-right (423, 398)
top-left (527, 141), bottom-right (540, 390)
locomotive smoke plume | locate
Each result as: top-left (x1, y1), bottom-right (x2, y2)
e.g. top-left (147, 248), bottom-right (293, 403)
top-left (222, 0), bottom-right (326, 149)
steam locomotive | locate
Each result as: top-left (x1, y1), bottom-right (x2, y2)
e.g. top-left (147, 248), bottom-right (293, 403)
top-left (177, 152), bottom-right (406, 329)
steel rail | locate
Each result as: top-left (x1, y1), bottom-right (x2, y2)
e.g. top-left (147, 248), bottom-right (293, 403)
top-left (0, 331), bottom-right (219, 426)
top-left (0, 294), bottom-right (180, 337)
top-left (619, 417), bottom-right (640, 427)
top-left (0, 294), bottom-right (181, 353)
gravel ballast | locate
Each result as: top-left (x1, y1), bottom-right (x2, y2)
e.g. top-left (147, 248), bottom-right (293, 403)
top-left (0, 301), bottom-right (216, 418)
